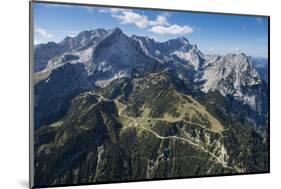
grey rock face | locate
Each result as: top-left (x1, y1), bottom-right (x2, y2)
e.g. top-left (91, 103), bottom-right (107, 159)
top-left (34, 63), bottom-right (94, 129)
top-left (34, 27), bottom-right (268, 128)
top-left (34, 42), bottom-right (66, 72)
top-left (34, 29), bottom-right (109, 72)
top-left (198, 54), bottom-right (264, 111)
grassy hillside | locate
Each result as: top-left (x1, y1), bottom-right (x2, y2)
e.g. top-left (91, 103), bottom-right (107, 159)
top-left (34, 71), bottom-right (268, 187)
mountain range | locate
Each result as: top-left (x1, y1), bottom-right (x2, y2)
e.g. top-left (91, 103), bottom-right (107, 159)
top-left (33, 27), bottom-right (269, 187)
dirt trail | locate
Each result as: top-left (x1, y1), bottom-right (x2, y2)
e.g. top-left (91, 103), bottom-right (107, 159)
top-left (88, 91), bottom-right (242, 173)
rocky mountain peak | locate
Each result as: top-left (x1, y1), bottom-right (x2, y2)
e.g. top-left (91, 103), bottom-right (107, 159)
top-left (131, 35), bottom-right (155, 44)
top-left (198, 52), bottom-right (264, 112)
top-left (34, 27), bottom-right (267, 119)
top-left (108, 27), bottom-right (123, 36)
top-left (176, 36), bottom-right (190, 45)
top-left (58, 28), bottom-right (108, 51)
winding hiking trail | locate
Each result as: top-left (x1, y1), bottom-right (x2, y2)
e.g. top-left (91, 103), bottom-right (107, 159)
top-left (89, 91), bottom-right (242, 173)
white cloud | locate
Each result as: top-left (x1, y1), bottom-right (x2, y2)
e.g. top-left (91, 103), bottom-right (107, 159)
top-left (150, 15), bottom-right (169, 26)
top-left (98, 9), bottom-right (108, 13)
top-left (35, 26), bottom-right (53, 38)
top-left (46, 4), bottom-right (97, 13)
top-left (45, 4), bottom-right (74, 8)
top-left (149, 24), bottom-right (193, 35)
top-left (98, 8), bottom-right (126, 14)
top-left (111, 10), bottom-right (169, 29)
top-left (34, 40), bottom-right (41, 45)
top-left (112, 10), bottom-right (150, 29)
top-left (109, 8), bottom-right (126, 14)
top-left (86, 7), bottom-right (94, 12)
top-left (100, 8), bottom-right (194, 36)
top-left (256, 17), bottom-right (263, 23)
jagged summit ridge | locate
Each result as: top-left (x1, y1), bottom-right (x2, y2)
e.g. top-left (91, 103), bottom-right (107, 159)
top-left (35, 27), bottom-right (267, 117)
top-left (58, 28), bottom-right (108, 50)
top-left (131, 34), bottom-right (204, 70)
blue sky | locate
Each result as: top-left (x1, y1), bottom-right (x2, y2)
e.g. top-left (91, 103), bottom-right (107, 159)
top-left (33, 2), bottom-right (268, 58)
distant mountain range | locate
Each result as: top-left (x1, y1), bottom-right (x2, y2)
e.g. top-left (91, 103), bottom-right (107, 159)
top-left (33, 28), bottom-right (269, 187)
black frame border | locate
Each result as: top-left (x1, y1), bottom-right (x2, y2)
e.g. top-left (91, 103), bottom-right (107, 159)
top-left (29, 1), bottom-right (270, 188)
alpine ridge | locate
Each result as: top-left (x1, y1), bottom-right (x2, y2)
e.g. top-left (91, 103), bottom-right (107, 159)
top-left (33, 27), bottom-right (269, 187)
top-left (35, 27), bottom-right (267, 128)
